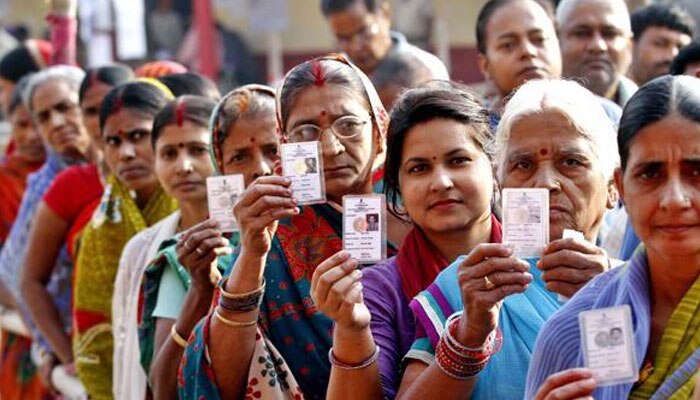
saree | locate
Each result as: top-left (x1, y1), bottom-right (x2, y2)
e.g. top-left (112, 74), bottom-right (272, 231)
top-left (111, 211), bottom-right (180, 400)
top-left (138, 230), bottom-right (237, 373)
top-left (524, 246), bottom-right (700, 399)
top-left (178, 204), bottom-right (346, 400)
top-left (0, 155), bottom-right (43, 244)
top-left (72, 174), bottom-right (177, 399)
top-left (406, 257), bottom-right (561, 399)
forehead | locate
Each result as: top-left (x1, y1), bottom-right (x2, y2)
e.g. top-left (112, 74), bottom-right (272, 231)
top-left (82, 82), bottom-right (114, 107)
top-left (327, 1), bottom-right (373, 25)
top-left (506, 111), bottom-right (594, 153)
top-left (640, 26), bottom-right (692, 43)
top-left (224, 114), bottom-right (278, 146)
top-left (563, 0), bottom-right (629, 31)
top-left (285, 84), bottom-right (369, 128)
top-left (157, 121), bottom-right (210, 147)
top-left (402, 119), bottom-right (480, 157)
top-left (32, 79), bottom-right (77, 111)
top-left (103, 108), bottom-right (153, 135)
top-left (626, 115), bottom-right (700, 163)
top-left (487, 1), bottom-right (554, 39)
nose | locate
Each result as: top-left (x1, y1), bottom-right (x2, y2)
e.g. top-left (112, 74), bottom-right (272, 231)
top-left (176, 154), bottom-right (193, 174)
top-left (522, 40), bottom-right (538, 58)
top-left (250, 153), bottom-right (274, 181)
top-left (659, 176), bottom-right (692, 211)
top-left (588, 32), bottom-right (608, 53)
top-left (430, 167), bottom-right (454, 192)
top-left (49, 110), bottom-right (66, 127)
top-left (320, 128), bottom-right (345, 157)
top-left (532, 165), bottom-right (561, 192)
top-left (119, 141), bottom-right (136, 160)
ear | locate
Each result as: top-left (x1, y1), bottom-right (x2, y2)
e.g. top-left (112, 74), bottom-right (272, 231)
top-left (696, 69), bottom-right (700, 79)
top-left (605, 176), bottom-right (619, 210)
top-left (478, 53), bottom-right (491, 80)
top-left (612, 168), bottom-right (624, 208)
top-left (374, 126), bottom-right (385, 156)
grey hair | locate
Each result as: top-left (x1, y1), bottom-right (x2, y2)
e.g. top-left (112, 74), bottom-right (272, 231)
top-left (23, 65), bottom-right (85, 111)
top-left (495, 79), bottom-right (619, 182)
top-left (556, 0), bottom-right (632, 35)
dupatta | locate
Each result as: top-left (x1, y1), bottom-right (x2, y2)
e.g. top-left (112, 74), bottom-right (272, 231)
top-left (72, 174), bottom-right (177, 398)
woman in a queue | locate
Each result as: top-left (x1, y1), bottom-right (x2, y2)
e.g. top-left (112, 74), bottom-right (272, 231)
top-left (71, 80), bottom-right (178, 398)
top-left (527, 76), bottom-right (700, 400)
top-left (177, 55), bottom-right (391, 399)
top-left (391, 79), bottom-right (618, 399)
top-left (19, 65), bottom-right (132, 380)
top-left (310, 83), bottom-right (501, 399)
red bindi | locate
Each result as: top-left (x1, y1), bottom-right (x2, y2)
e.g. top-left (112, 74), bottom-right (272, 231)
top-left (320, 110), bottom-right (326, 117)
top-left (540, 149), bottom-right (548, 156)
top-left (250, 137), bottom-right (256, 143)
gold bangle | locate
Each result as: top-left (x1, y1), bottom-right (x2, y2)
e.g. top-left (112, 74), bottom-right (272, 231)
top-left (170, 325), bottom-right (188, 348)
top-left (219, 279), bottom-right (266, 299)
top-left (213, 308), bottom-right (257, 328)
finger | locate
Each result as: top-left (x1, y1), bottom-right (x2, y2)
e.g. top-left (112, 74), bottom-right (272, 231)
top-left (237, 179), bottom-right (292, 208)
top-left (196, 237), bottom-right (229, 259)
top-left (324, 270), bottom-right (363, 312)
top-left (179, 219), bottom-right (220, 246)
top-left (543, 378), bottom-right (596, 400)
top-left (245, 208), bottom-right (299, 232)
top-left (481, 271), bottom-right (533, 290)
top-left (243, 194), bottom-right (298, 218)
top-left (545, 281), bottom-right (584, 298)
top-left (311, 251), bottom-right (351, 289)
top-left (544, 238), bottom-right (602, 256)
top-left (541, 267), bottom-right (595, 284)
top-left (480, 283), bottom-right (529, 306)
top-left (535, 368), bottom-right (594, 400)
top-left (184, 228), bottom-right (223, 251)
top-left (462, 243), bottom-right (515, 266)
top-left (539, 249), bottom-right (605, 272)
top-left (312, 259), bottom-right (359, 303)
top-left (459, 257), bottom-right (530, 283)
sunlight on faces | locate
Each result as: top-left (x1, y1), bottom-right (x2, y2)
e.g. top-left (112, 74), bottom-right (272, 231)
top-left (500, 111), bottom-right (615, 242)
top-left (616, 115), bottom-right (700, 259)
top-left (154, 121), bottom-right (214, 203)
top-left (285, 84), bottom-right (379, 201)
top-left (478, 0), bottom-right (562, 98)
top-left (398, 118), bottom-right (494, 236)
top-left (102, 108), bottom-right (158, 196)
top-left (10, 104), bottom-right (45, 163)
top-left (31, 79), bottom-right (91, 158)
top-left (220, 114), bottom-right (279, 187)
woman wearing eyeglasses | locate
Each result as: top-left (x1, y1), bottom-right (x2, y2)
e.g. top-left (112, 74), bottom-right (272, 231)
top-left (178, 55), bottom-right (391, 400)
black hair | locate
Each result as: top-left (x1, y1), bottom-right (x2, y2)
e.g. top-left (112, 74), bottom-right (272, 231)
top-left (670, 40), bottom-right (700, 75)
top-left (99, 81), bottom-right (171, 132)
top-left (618, 75), bottom-right (700, 170)
top-left (0, 45), bottom-right (43, 83)
top-left (321, 0), bottom-right (380, 16)
top-left (151, 95), bottom-right (217, 148)
top-left (383, 82), bottom-right (494, 218)
top-left (8, 73), bottom-right (33, 115)
top-left (279, 58), bottom-right (369, 132)
top-left (157, 73), bottom-right (221, 101)
top-left (476, 0), bottom-right (552, 55)
top-left (371, 52), bottom-right (431, 94)
top-left (631, 4), bottom-right (696, 42)
top-left (79, 64), bottom-right (134, 104)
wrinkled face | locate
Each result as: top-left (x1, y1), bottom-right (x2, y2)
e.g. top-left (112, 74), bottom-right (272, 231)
top-left (81, 82), bottom-right (115, 142)
top-left (0, 77), bottom-right (15, 116)
top-left (500, 111), bottom-right (615, 241)
top-left (220, 114), bottom-right (279, 187)
top-left (631, 27), bottom-right (691, 85)
top-left (326, 0), bottom-right (392, 74)
top-left (285, 84), bottom-right (379, 201)
top-left (102, 108), bottom-right (158, 198)
top-left (479, 0), bottom-right (562, 98)
top-left (559, 0), bottom-right (633, 98)
top-left (616, 115), bottom-right (700, 261)
top-left (155, 121), bottom-right (214, 204)
top-left (9, 104), bottom-right (45, 163)
top-left (399, 118), bottom-right (494, 236)
top-left (31, 79), bottom-right (91, 159)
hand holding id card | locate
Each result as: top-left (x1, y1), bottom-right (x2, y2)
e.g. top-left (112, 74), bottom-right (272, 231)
top-left (502, 188), bottom-right (549, 258)
top-left (343, 194), bottom-right (386, 264)
top-left (579, 305), bottom-right (638, 386)
top-left (281, 141), bottom-right (326, 205)
top-left (206, 174), bottom-right (245, 232)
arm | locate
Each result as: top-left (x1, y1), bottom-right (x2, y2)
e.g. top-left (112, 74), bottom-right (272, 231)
top-left (206, 176), bottom-right (297, 400)
top-left (397, 244), bottom-right (532, 399)
top-left (0, 280), bottom-right (16, 308)
top-left (149, 219), bottom-right (228, 400)
top-left (310, 251), bottom-right (382, 400)
top-left (19, 201), bottom-right (72, 364)
top-left (47, 0), bottom-right (78, 66)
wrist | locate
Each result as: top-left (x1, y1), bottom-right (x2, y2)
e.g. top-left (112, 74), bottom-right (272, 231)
top-left (455, 313), bottom-right (493, 348)
top-left (332, 326), bottom-right (375, 364)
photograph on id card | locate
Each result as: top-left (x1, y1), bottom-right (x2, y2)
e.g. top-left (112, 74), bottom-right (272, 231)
top-left (281, 141), bottom-right (326, 205)
top-left (206, 174), bottom-right (245, 232)
top-left (343, 194), bottom-right (386, 264)
top-left (579, 305), bottom-right (638, 386)
top-left (502, 188), bottom-right (549, 258)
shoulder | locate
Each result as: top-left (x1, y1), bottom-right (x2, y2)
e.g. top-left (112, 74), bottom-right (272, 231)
top-left (122, 212), bottom-right (180, 258)
top-left (362, 257), bottom-right (403, 304)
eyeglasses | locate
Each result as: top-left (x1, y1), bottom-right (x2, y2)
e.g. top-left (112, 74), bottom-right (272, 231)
top-left (336, 21), bottom-right (380, 49)
top-left (287, 115), bottom-right (370, 143)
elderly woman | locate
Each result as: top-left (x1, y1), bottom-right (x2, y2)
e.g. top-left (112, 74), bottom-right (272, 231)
top-left (526, 76), bottom-right (700, 399)
top-left (392, 79), bottom-right (619, 400)
top-left (177, 55), bottom-right (391, 400)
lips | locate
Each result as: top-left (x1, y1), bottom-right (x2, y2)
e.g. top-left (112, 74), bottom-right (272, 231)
top-left (118, 165), bottom-right (150, 181)
top-left (173, 180), bottom-right (204, 191)
top-left (583, 58), bottom-right (612, 70)
top-left (656, 223), bottom-right (700, 235)
top-left (325, 165), bottom-right (353, 177)
top-left (428, 198), bottom-right (462, 210)
top-left (518, 66), bottom-right (547, 78)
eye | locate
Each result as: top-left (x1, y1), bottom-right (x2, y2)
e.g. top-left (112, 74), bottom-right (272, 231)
top-left (83, 107), bottom-right (99, 116)
top-left (514, 160), bottom-right (532, 170)
top-left (638, 165), bottom-right (662, 181)
top-left (449, 156), bottom-right (471, 166)
top-left (228, 152), bottom-right (250, 164)
top-left (36, 111), bottom-right (50, 124)
top-left (264, 145), bottom-right (279, 158)
top-left (190, 145), bottom-right (209, 156)
top-left (562, 158), bottom-right (584, 167)
top-left (55, 102), bottom-right (72, 113)
top-left (162, 148), bottom-right (177, 160)
top-left (601, 28), bottom-right (621, 40)
top-left (104, 136), bottom-right (121, 147)
top-left (129, 130), bottom-right (149, 141)
top-left (408, 163), bottom-right (429, 174)
top-left (571, 29), bottom-right (591, 39)
top-left (498, 41), bottom-right (515, 51)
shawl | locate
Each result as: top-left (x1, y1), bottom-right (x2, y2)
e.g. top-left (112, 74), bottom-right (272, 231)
top-left (524, 246), bottom-right (700, 399)
top-left (407, 257), bottom-right (561, 399)
top-left (397, 215), bottom-right (502, 300)
top-left (0, 155), bottom-right (43, 244)
top-left (72, 174), bottom-right (177, 399)
top-left (111, 211), bottom-right (180, 400)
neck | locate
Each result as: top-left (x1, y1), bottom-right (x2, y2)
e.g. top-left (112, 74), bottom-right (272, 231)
top-left (603, 79), bottom-right (621, 102)
top-left (135, 185), bottom-right (158, 209)
top-left (179, 199), bottom-right (209, 230)
top-left (422, 213), bottom-right (493, 262)
top-left (647, 249), bottom-right (700, 309)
